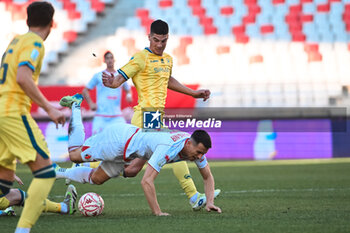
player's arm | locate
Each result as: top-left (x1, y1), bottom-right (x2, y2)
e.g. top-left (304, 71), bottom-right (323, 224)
top-left (102, 73), bottom-right (126, 89)
top-left (141, 165), bottom-right (169, 216)
top-left (168, 76), bottom-right (211, 101)
top-left (16, 66), bottom-right (65, 127)
top-left (199, 164), bottom-right (222, 213)
top-left (82, 87), bottom-right (97, 111)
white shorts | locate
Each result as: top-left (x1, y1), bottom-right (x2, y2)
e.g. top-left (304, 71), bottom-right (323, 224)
top-left (92, 116), bottom-right (126, 135)
top-left (100, 160), bottom-right (125, 178)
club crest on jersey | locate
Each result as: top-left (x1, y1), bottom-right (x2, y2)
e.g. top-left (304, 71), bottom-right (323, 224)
top-left (143, 110), bottom-right (162, 129)
top-left (84, 154), bottom-right (92, 160)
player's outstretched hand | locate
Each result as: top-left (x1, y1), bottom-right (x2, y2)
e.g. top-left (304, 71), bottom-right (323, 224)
top-left (156, 212), bottom-right (170, 216)
top-left (205, 203), bottom-right (222, 214)
top-left (102, 72), bottom-right (115, 88)
top-left (47, 106), bottom-right (65, 129)
top-left (193, 89), bottom-right (211, 101)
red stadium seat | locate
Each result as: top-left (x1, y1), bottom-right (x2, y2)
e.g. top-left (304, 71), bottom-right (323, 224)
top-left (308, 51), bottom-right (322, 62)
top-left (136, 8), bottom-right (149, 18)
top-left (232, 25), bottom-right (245, 35)
top-left (317, 3), bottom-right (330, 13)
top-left (292, 32), bottom-right (306, 42)
top-left (272, 0), bottom-right (285, 5)
top-left (235, 34), bottom-right (249, 44)
top-left (216, 46), bottom-right (230, 55)
top-left (220, 6), bottom-right (234, 16)
top-left (300, 14), bottom-right (313, 22)
top-left (63, 31), bottom-right (78, 43)
top-left (188, 0), bottom-right (201, 7)
top-left (249, 55), bottom-right (263, 64)
top-left (243, 15), bottom-right (256, 24)
top-left (204, 25), bottom-right (217, 35)
top-left (304, 43), bottom-right (319, 53)
top-left (289, 5), bottom-right (302, 13)
top-left (260, 25), bottom-right (274, 34)
top-left (159, 0), bottom-right (173, 8)
top-left (68, 10), bottom-right (81, 20)
top-left (192, 6), bottom-right (206, 16)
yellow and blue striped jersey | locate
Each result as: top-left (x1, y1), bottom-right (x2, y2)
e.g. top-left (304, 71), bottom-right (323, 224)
top-left (0, 32), bottom-right (45, 116)
top-left (118, 48), bottom-right (173, 112)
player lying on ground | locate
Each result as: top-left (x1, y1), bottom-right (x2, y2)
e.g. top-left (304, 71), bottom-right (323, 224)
top-left (55, 94), bottom-right (222, 216)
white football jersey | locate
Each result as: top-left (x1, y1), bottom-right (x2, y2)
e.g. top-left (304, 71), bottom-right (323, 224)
top-left (81, 123), bottom-right (208, 172)
top-left (86, 70), bottom-right (131, 117)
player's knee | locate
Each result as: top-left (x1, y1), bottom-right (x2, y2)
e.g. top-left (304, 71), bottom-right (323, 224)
top-left (69, 149), bottom-right (83, 163)
top-left (90, 174), bottom-right (105, 185)
top-left (123, 167), bottom-right (139, 177)
top-left (32, 164), bottom-right (56, 178)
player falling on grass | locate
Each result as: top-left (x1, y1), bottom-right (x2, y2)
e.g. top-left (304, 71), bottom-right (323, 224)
top-left (55, 94), bottom-right (222, 216)
top-left (0, 2), bottom-right (76, 232)
top-left (101, 19), bottom-right (218, 210)
top-left (65, 51), bottom-right (133, 181)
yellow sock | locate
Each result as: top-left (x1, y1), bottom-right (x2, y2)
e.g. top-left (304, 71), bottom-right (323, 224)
top-left (172, 161), bottom-right (197, 199)
top-left (0, 196), bottom-right (10, 210)
top-left (43, 199), bottom-right (61, 213)
top-left (89, 161), bottom-right (100, 169)
top-left (17, 177), bottom-right (55, 228)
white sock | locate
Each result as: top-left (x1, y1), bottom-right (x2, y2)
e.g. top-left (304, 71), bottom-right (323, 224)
top-left (190, 192), bottom-right (199, 203)
top-left (56, 166), bottom-right (95, 184)
top-left (68, 102), bottom-right (85, 151)
top-left (15, 228), bottom-right (30, 233)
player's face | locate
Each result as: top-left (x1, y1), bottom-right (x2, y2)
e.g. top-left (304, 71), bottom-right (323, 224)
top-left (104, 53), bottom-right (115, 69)
top-left (184, 140), bottom-right (208, 161)
top-left (148, 33), bottom-right (168, 56)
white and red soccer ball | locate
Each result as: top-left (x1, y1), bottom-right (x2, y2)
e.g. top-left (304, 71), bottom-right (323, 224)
top-left (78, 192), bottom-right (104, 217)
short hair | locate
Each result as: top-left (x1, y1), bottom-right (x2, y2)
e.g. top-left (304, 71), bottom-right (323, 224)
top-left (150, 19), bottom-right (169, 35)
top-left (191, 130), bottom-right (212, 149)
top-left (27, 1), bottom-right (54, 27)
top-left (104, 51), bottom-right (113, 59)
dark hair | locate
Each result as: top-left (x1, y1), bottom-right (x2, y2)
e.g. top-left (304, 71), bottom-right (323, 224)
top-left (191, 130), bottom-right (212, 149)
top-left (104, 51), bottom-right (113, 59)
top-left (150, 19), bottom-right (169, 35)
top-left (27, 1), bottom-right (54, 27)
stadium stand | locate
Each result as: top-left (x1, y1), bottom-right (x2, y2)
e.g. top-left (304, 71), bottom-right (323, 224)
top-left (2, 0), bottom-right (350, 107)
top-left (0, 0), bottom-right (109, 75)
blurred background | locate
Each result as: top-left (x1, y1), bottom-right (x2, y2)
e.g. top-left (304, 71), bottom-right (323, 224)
top-left (1, 0), bottom-right (350, 161)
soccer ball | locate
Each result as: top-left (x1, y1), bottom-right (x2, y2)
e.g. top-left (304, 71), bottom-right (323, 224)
top-left (78, 192), bottom-right (104, 217)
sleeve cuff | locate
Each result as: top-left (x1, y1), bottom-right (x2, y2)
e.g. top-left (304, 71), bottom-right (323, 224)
top-left (18, 61), bottom-right (35, 72)
top-left (118, 69), bottom-right (129, 81)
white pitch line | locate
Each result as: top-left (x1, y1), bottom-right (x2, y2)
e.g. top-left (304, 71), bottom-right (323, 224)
top-left (51, 187), bottom-right (350, 199)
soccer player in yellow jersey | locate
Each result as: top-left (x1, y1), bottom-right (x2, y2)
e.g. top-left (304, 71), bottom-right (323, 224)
top-left (0, 2), bottom-right (76, 232)
top-left (102, 20), bottom-right (220, 210)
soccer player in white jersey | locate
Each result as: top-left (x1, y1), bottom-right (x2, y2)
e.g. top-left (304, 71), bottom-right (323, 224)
top-left (56, 94), bottom-right (222, 216)
top-left (82, 51), bottom-right (132, 135)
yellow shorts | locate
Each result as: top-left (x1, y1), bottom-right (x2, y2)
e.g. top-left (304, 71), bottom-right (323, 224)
top-left (0, 115), bottom-right (50, 171)
top-left (131, 110), bottom-right (142, 128)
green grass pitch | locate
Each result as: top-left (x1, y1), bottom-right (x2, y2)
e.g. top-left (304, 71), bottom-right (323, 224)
top-left (4, 159), bottom-right (350, 233)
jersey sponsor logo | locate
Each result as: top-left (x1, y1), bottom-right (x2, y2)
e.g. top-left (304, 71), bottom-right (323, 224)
top-left (153, 67), bottom-right (170, 73)
top-left (30, 49), bottom-right (39, 61)
top-left (84, 154), bottom-right (92, 160)
top-left (150, 60), bottom-right (158, 63)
